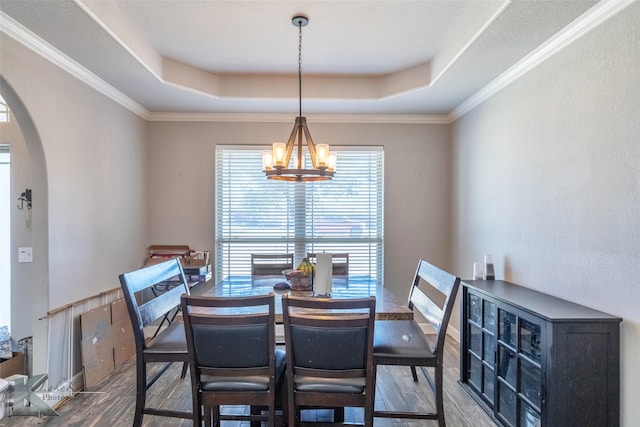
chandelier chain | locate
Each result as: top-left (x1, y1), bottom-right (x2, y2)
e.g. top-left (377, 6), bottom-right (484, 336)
top-left (298, 21), bottom-right (303, 118)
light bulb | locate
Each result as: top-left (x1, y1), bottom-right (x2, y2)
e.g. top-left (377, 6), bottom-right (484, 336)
top-left (328, 152), bottom-right (337, 171)
top-left (316, 144), bottom-right (329, 166)
top-left (262, 150), bottom-right (273, 170)
top-left (272, 142), bottom-right (286, 166)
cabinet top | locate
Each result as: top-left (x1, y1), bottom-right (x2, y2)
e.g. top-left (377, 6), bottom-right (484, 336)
top-left (462, 280), bottom-right (622, 323)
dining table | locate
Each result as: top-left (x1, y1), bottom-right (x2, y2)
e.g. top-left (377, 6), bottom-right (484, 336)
top-left (204, 274), bottom-right (413, 322)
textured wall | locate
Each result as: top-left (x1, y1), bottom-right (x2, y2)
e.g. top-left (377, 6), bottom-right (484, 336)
top-left (452, 3), bottom-right (640, 425)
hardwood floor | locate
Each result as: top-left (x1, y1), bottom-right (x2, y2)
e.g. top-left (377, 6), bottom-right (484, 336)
top-left (1, 339), bottom-right (496, 427)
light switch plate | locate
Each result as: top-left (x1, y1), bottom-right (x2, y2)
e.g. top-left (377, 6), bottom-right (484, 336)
top-left (18, 247), bottom-right (33, 263)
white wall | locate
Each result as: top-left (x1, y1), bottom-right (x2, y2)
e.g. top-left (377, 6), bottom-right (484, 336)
top-left (147, 121), bottom-right (452, 300)
top-left (1, 35), bottom-right (149, 373)
top-left (452, 3), bottom-right (640, 426)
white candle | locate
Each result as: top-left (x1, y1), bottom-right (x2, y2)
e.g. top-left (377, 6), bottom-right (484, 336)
top-left (315, 253), bottom-right (333, 296)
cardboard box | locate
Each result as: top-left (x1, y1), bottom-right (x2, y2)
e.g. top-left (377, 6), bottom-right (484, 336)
top-left (145, 245), bottom-right (209, 266)
top-left (144, 245), bottom-right (210, 278)
top-left (0, 352), bottom-right (25, 378)
top-left (147, 245), bottom-right (191, 257)
top-left (111, 299), bottom-right (135, 368)
top-left (183, 263), bottom-right (211, 276)
top-left (80, 306), bottom-right (114, 389)
top-left (79, 298), bottom-right (137, 390)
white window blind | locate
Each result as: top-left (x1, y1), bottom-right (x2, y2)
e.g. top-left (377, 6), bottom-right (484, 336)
top-left (215, 146), bottom-right (384, 282)
top-left (0, 94), bottom-right (9, 122)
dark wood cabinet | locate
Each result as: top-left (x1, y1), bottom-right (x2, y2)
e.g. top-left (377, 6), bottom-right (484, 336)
top-left (460, 280), bottom-right (621, 427)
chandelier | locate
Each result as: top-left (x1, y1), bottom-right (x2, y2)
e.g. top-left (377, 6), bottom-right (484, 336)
top-left (262, 15), bottom-right (336, 182)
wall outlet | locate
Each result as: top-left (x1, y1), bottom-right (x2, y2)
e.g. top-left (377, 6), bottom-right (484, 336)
top-left (18, 247), bottom-right (33, 263)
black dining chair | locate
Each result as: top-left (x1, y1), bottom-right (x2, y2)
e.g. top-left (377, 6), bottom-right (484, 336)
top-left (181, 293), bottom-right (286, 427)
top-left (119, 258), bottom-right (192, 426)
top-left (282, 294), bottom-right (376, 427)
top-left (372, 258), bottom-right (460, 426)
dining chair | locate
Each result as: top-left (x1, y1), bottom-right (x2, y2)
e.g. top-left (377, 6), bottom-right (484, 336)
top-left (118, 258), bottom-right (192, 426)
top-left (372, 258), bottom-right (460, 426)
top-left (250, 253), bottom-right (294, 276)
top-left (282, 294), bottom-right (376, 427)
top-left (306, 252), bottom-right (349, 276)
top-left (181, 293), bottom-right (286, 427)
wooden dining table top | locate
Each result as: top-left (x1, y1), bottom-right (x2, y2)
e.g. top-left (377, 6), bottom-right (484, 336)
top-left (204, 275), bottom-right (413, 322)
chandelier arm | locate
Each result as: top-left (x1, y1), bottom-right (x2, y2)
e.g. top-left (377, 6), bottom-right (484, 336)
top-left (297, 120), bottom-right (304, 171)
top-left (301, 118), bottom-right (319, 168)
top-left (282, 119), bottom-right (299, 169)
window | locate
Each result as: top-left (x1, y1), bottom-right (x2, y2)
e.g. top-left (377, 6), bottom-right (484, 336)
top-left (0, 95), bottom-right (9, 123)
top-left (215, 146), bottom-right (384, 282)
top-left (0, 145), bottom-right (10, 329)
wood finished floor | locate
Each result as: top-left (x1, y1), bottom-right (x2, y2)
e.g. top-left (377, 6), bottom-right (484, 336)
top-left (2, 339), bottom-right (496, 427)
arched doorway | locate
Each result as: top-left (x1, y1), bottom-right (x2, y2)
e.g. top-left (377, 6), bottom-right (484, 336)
top-left (0, 76), bottom-right (50, 376)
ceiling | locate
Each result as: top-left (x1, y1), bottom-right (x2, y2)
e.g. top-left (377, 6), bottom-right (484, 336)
top-left (0, 0), bottom-right (607, 119)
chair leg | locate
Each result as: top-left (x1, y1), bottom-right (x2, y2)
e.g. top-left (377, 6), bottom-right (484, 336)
top-left (288, 385), bottom-right (297, 427)
top-left (193, 391), bottom-right (201, 427)
top-left (288, 401), bottom-right (297, 427)
top-left (212, 405), bottom-right (221, 427)
top-left (250, 406), bottom-right (261, 427)
top-left (364, 403), bottom-right (373, 427)
top-left (333, 407), bottom-right (345, 422)
top-left (435, 364), bottom-right (445, 427)
top-left (410, 366), bottom-right (419, 382)
top-left (181, 361), bottom-right (189, 379)
top-left (133, 359), bottom-right (146, 427)
top-left (268, 401), bottom-right (276, 427)
top-left (204, 405), bottom-right (212, 427)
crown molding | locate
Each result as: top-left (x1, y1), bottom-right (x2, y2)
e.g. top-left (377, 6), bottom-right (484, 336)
top-left (449, 0), bottom-right (636, 121)
top-left (431, 0), bottom-right (512, 86)
top-left (147, 112), bottom-right (449, 124)
top-left (0, 11), bottom-right (149, 119)
top-left (3, 0), bottom-right (634, 125)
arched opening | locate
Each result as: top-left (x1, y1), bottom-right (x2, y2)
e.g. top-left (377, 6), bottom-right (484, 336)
top-left (0, 76), bottom-right (50, 376)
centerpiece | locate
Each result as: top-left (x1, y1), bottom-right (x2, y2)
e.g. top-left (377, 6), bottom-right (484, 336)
top-left (282, 258), bottom-right (314, 291)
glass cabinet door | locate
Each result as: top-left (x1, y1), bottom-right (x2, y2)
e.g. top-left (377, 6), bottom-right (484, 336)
top-left (520, 403), bottom-right (542, 427)
top-left (465, 290), bottom-right (546, 427)
top-left (520, 319), bottom-right (542, 364)
top-left (498, 381), bottom-right (517, 426)
top-left (466, 291), bottom-right (483, 393)
top-left (481, 300), bottom-right (496, 403)
top-left (499, 310), bottom-right (517, 348)
top-left (518, 318), bottom-right (542, 425)
top-left (469, 294), bottom-right (482, 324)
top-left (498, 345), bottom-right (517, 387)
top-left (466, 292), bottom-right (497, 405)
top-left (496, 309), bottom-right (518, 426)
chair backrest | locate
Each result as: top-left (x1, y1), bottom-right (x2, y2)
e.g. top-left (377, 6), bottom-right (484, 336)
top-left (282, 294), bottom-right (376, 391)
top-left (408, 258), bottom-right (460, 353)
top-left (181, 293), bottom-right (276, 381)
top-left (251, 253), bottom-right (294, 276)
top-left (119, 258), bottom-right (190, 351)
top-left (306, 252), bottom-right (349, 276)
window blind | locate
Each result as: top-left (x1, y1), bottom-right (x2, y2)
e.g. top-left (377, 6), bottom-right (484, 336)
top-left (215, 146), bottom-right (384, 282)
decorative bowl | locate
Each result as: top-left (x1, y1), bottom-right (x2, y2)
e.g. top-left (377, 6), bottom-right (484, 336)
top-left (282, 269), bottom-right (312, 291)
